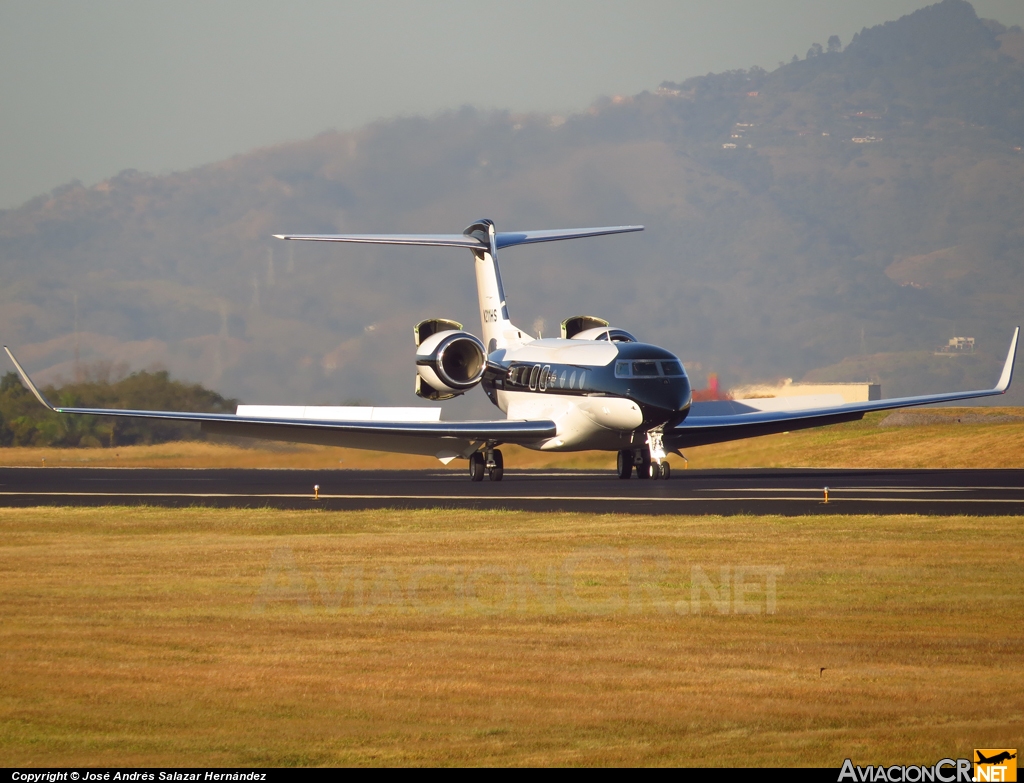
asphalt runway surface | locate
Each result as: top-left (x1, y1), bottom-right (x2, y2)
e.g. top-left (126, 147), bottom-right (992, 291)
top-left (0, 466), bottom-right (1022, 515)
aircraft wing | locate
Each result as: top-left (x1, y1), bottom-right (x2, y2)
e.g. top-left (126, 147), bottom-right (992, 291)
top-left (668, 328), bottom-right (1018, 450)
top-left (2, 347), bottom-right (555, 461)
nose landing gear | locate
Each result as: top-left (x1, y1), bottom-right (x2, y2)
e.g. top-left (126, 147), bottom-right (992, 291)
top-left (619, 431), bottom-right (671, 479)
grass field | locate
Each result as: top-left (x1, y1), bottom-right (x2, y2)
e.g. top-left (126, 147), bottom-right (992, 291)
top-left (1, 407), bottom-right (1021, 471)
top-left (0, 506), bottom-right (1020, 766)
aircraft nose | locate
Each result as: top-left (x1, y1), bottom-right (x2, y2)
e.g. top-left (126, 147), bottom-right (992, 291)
top-left (635, 378), bottom-right (691, 415)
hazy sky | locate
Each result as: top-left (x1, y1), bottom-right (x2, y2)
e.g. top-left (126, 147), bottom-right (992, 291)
top-left (2, 0), bottom-right (1022, 210)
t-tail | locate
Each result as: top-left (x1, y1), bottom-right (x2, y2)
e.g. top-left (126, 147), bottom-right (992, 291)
top-left (273, 219), bottom-right (643, 353)
top-left (463, 219), bottom-right (525, 352)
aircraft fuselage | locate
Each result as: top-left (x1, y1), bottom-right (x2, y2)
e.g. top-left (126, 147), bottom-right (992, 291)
top-left (481, 338), bottom-right (691, 451)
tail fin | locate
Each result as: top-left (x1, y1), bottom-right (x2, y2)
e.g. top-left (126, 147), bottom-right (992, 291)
top-left (463, 219), bottom-right (527, 352)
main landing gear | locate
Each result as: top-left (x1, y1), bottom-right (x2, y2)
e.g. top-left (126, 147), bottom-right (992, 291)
top-left (469, 447), bottom-right (503, 482)
top-left (617, 431), bottom-right (671, 480)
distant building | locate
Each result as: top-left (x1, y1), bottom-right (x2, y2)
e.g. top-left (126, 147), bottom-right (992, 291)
top-left (728, 379), bottom-right (881, 412)
top-left (722, 143), bottom-right (737, 149)
top-left (852, 136), bottom-right (882, 143)
top-left (938, 337), bottom-right (975, 353)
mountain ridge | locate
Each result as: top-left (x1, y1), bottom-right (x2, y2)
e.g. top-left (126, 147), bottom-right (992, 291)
top-left (2, 0), bottom-right (1022, 414)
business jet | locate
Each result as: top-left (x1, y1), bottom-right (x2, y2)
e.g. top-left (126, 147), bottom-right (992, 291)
top-left (4, 219), bottom-right (1018, 481)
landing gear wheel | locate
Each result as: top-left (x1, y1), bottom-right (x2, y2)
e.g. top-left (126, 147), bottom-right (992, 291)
top-left (660, 462), bottom-right (671, 480)
top-left (649, 462), bottom-right (661, 480)
top-left (488, 449), bottom-right (504, 482)
top-left (469, 452), bottom-right (485, 482)
top-left (617, 450), bottom-right (633, 479)
top-left (637, 446), bottom-right (652, 480)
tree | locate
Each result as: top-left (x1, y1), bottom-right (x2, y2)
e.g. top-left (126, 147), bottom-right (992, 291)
top-left (807, 43), bottom-right (824, 58)
top-left (827, 35), bottom-right (842, 53)
top-left (0, 369), bottom-right (237, 448)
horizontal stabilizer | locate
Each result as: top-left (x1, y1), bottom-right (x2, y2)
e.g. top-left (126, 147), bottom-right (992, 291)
top-left (494, 226), bottom-right (643, 249)
top-left (274, 224), bottom-right (643, 250)
top-left (273, 233), bottom-right (483, 248)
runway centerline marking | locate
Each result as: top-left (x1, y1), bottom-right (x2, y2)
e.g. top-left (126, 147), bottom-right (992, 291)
top-left (1, 491), bottom-right (1022, 504)
top-left (694, 487), bottom-right (969, 494)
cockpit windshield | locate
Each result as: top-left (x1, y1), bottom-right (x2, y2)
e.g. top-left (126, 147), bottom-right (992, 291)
top-left (661, 360), bottom-right (685, 376)
top-left (615, 360), bottom-right (687, 378)
top-left (632, 361), bottom-right (659, 376)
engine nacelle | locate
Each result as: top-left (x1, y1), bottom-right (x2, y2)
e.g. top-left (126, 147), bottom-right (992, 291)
top-left (561, 315), bottom-right (637, 343)
top-left (571, 326), bottom-right (638, 343)
top-left (415, 324), bottom-right (487, 400)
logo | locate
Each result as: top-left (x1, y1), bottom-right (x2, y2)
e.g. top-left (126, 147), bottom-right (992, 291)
top-left (975, 750), bottom-right (1017, 782)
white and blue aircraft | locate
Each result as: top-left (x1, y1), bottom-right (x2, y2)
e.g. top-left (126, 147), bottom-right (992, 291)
top-left (4, 219), bottom-right (1018, 481)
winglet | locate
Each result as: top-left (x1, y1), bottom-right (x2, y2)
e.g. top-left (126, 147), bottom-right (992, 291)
top-left (995, 327), bottom-right (1019, 393)
top-left (3, 347), bottom-right (57, 411)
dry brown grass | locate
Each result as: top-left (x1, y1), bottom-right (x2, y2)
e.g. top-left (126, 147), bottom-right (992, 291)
top-left (685, 407), bottom-right (1024, 469)
top-left (0, 506), bottom-right (1020, 766)
top-left (1, 407), bottom-right (1022, 472)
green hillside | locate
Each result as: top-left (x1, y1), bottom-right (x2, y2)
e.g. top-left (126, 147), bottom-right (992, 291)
top-left (1, 0), bottom-right (1021, 414)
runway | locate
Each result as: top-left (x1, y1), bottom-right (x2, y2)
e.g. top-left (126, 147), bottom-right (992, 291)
top-left (0, 466), bottom-right (1022, 514)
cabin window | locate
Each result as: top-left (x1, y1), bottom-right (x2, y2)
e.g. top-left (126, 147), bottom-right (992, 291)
top-left (559, 370), bottom-right (566, 388)
top-left (529, 364), bottom-right (541, 390)
top-left (539, 365), bottom-right (550, 392)
top-left (632, 361), bottom-right (659, 376)
top-left (569, 370), bottom-right (577, 388)
top-left (660, 360), bottom-right (685, 376)
top-left (507, 365), bottom-right (526, 387)
top-left (578, 371), bottom-right (586, 389)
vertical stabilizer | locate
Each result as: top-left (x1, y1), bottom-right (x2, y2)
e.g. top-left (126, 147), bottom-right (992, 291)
top-left (463, 219), bottom-right (531, 353)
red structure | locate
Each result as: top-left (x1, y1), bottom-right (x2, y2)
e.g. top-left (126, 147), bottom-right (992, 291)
top-left (691, 372), bottom-right (730, 402)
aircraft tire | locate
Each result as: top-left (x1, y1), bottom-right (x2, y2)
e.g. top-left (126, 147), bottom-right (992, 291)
top-left (489, 449), bottom-right (504, 482)
top-left (617, 450), bottom-right (633, 479)
top-left (469, 452), bottom-right (485, 482)
top-left (660, 462), bottom-right (671, 480)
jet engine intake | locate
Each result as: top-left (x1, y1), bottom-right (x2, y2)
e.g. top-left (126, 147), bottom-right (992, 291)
top-left (415, 329), bottom-right (487, 399)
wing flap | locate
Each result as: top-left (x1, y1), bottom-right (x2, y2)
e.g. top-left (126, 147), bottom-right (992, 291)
top-left (25, 403), bottom-right (556, 442)
top-left (235, 404), bottom-right (442, 422)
